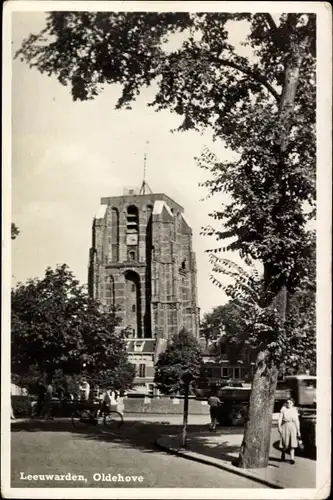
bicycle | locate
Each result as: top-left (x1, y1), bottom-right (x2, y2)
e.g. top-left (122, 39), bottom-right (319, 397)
top-left (71, 402), bottom-right (123, 431)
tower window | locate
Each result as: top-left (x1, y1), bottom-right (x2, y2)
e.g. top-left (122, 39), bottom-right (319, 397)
top-left (129, 250), bottom-right (136, 261)
top-left (126, 205), bottom-right (139, 233)
top-left (132, 304), bottom-right (136, 313)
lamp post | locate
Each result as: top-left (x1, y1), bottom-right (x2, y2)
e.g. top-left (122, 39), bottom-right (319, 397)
top-left (181, 372), bottom-right (193, 448)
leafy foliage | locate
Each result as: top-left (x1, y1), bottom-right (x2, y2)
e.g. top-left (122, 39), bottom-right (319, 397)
top-left (89, 358), bottom-right (136, 392)
top-left (17, 12), bottom-right (315, 297)
top-left (11, 396), bottom-right (31, 418)
top-left (11, 264), bottom-right (134, 390)
top-left (208, 251), bottom-right (316, 373)
top-left (200, 304), bottom-right (227, 342)
top-left (154, 329), bottom-right (204, 395)
top-left (200, 300), bottom-right (256, 365)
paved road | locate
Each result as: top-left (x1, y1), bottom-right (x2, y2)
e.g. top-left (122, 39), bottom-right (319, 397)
top-left (11, 418), bottom-right (266, 488)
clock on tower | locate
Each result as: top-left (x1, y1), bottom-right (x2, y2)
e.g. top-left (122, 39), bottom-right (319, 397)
top-left (126, 234), bottom-right (138, 246)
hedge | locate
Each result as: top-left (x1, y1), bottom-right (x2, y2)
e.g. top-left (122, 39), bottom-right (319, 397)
top-left (11, 395), bottom-right (32, 417)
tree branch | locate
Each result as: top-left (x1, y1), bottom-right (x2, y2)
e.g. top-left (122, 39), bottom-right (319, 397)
top-left (286, 13), bottom-right (298, 34)
top-left (214, 57), bottom-right (280, 102)
top-left (263, 14), bottom-right (278, 32)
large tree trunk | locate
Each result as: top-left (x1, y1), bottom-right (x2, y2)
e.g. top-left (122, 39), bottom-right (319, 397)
top-left (238, 352), bottom-right (278, 468)
top-left (237, 25), bottom-right (310, 468)
top-left (181, 383), bottom-right (189, 448)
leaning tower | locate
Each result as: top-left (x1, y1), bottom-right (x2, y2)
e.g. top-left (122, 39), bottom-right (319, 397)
top-left (88, 187), bottom-right (200, 392)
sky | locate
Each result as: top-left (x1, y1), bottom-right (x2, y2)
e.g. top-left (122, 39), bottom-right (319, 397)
top-left (11, 11), bottom-right (255, 315)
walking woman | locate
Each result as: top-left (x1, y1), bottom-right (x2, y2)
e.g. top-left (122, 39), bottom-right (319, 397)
top-left (278, 398), bottom-right (301, 464)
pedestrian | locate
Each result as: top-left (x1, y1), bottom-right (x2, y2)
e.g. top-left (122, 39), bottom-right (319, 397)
top-left (57, 386), bottom-right (65, 400)
top-left (36, 380), bottom-right (46, 417)
top-left (30, 397), bottom-right (38, 417)
top-left (79, 377), bottom-right (90, 401)
top-left (278, 398), bottom-right (301, 464)
top-left (97, 388), bottom-right (112, 417)
top-left (103, 389), bottom-right (112, 414)
top-left (43, 381), bottom-right (54, 420)
top-left (208, 391), bottom-right (221, 431)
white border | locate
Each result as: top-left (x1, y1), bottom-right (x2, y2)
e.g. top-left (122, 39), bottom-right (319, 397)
top-left (2, 2), bottom-right (332, 499)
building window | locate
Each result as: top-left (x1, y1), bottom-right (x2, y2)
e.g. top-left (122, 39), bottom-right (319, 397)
top-left (134, 341), bottom-right (143, 352)
top-left (205, 366), bottom-right (213, 378)
top-left (212, 366), bottom-right (221, 379)
top-left (139, 364), bottom-right (146, 378)
top-left (222, 367), bottom-right (229, 378)
top-left (234, 367), bottom-right (241, 379)
top-left (132, 304), bottom-right (136, 313)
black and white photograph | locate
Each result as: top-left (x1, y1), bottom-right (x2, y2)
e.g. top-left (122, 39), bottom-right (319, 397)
top-left (2, 1), bottom-right (331, 498)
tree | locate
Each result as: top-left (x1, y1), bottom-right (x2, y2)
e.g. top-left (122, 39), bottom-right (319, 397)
top-left (11, 264), bottom-right (134, 390)
top-left (89, 358), bottom-right (136, 393)
top-left (209, 254), bottom-right (316, 378)
top-left (17, 12), bottom-right (316, 467)
top-left (201, 300), bottom-right (257, 368)
top-left (154, 328), bottom-right (204, 447)
top-left (200, 305), bottom-right (226, 343)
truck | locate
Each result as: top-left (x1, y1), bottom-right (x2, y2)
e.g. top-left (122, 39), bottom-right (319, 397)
top-left (216, 375), bottom-right (316, 426)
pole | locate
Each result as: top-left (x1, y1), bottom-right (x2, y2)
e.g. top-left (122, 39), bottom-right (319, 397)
top-left (182, 382), bottom-right (189, 448)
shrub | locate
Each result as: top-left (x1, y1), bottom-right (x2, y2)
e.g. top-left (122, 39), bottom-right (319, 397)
top-left (11, 395), bottom-right (32, 417)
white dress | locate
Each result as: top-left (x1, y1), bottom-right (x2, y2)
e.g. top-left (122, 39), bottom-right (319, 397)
top-left (280, 406), bottom-right (299, 449)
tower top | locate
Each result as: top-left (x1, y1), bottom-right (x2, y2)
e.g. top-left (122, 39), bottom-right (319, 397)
top-left (139, 142), bottom-right (153, 195)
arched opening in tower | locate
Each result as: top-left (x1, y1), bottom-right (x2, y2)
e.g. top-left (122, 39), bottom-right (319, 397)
top-left (124, 270), bottom-right (142, 339)
top-left (105, 275), bottom-right (115, 310)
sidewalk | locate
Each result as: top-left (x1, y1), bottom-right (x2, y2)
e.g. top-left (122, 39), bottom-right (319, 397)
top-left (156, 427), bottom-right (316, 489)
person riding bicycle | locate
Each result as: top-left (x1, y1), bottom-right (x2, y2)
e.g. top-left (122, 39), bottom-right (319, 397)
top-left (100, 389), bottom-right (112, 416)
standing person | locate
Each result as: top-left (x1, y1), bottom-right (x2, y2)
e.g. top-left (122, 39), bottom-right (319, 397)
top-left (43, 381), bottom-right (54, 420)
top-left (208, 391), bottom-right (221, 431)
top-left (103, 389), bottom-right (112, 415)
top-left (278, 398), bottom-right (301, 464)
top-left (79, 378), bottom-right (90, 401)
top-left (36, 380), bottom-right (46, 417)
top-left (97, 388), bottom-right (112, 417)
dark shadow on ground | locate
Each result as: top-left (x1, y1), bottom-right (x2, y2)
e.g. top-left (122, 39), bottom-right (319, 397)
top-left (11, 419), bottom-right (241, 456)
top-left (170, 434), bottom-right (279, 467)
top-left (272, 439), bottom-right (316, 461)
top-left (178, 435), bottom-right (240, 463)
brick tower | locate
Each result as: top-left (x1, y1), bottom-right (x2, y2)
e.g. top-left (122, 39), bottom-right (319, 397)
top-left (88, 187), bottom-right (200, 393)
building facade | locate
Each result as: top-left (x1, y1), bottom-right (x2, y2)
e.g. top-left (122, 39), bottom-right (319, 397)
top-left (88, 189), bottom-right (200, 393)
